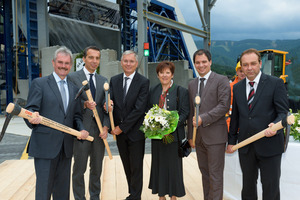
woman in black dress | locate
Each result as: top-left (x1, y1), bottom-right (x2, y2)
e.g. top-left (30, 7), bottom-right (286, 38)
top-left (148, 61), bottom-right (190, 200)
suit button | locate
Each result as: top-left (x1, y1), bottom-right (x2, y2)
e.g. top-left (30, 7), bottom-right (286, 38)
top-left (249, 117), bottom-right (251, 120)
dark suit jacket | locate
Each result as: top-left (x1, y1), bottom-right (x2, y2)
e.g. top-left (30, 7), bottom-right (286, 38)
top-left (187, 72), bottom-right (231, 145)
top-left (148, 84), bottom-right (190, 141)
top-left (228, 73), bottom-right (289, 157)
top-left (68, 70), bottom-right (110, 131)
top-left (110, 72), bottom-right (149, 142)
top-left (25, 74), bottom-right (84, 159)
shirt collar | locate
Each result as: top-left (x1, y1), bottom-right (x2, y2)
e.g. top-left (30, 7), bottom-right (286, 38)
top-left (53, 72), bottom-right (67, 83)
top-left (83, 66), bottom-right (96, 76)
top-left (124, 71), bottom-right (136, 79)
top-left (198, 70), bottom-right (211, 80)
top-left (246, 71), bottom-right (261, 85)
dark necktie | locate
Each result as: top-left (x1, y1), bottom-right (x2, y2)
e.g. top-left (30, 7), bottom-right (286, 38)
top-left (59, 80), bottom-right (67, 112)
top-left (248, 81), bottom-right (255, 110)
top-left (199, 78), bottom-right (205, 97)
top-left (89, 73), bottom-right (96, 100)
top-left (123, 77), bottom-right (129, 102)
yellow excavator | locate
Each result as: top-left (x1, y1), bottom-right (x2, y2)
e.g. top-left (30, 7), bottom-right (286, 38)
top-left (259, 49), bottom-right (300, 111)
top-left (259, 49), bottom-right (291, 83)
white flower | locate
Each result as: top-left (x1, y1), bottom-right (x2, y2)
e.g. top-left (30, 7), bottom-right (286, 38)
top-left (149, 115), bottom-right (154, 121)
top-left (144, 119), bottom-right (149, 127)
top-left (155, 116), bottom-right (162, 122)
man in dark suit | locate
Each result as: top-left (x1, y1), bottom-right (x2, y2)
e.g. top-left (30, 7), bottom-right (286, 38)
top-left (68, 46), bottom-right (110, 200)
top-left (187, 49), bottom-right (231, 200)
top-left (109, 50), bottom-right (149, 200)
top-left (25, 46), bottom-right (89, 200)
top-left (227, 48), bottom-right (289, 200)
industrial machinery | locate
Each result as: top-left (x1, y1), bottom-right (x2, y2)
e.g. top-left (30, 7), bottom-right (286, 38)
top-left (259, 49), bottom-right (299, 111)
top-left (1, 0), bottom-right (212, 109)
top-left (259, 49), bottom-right (290, 83)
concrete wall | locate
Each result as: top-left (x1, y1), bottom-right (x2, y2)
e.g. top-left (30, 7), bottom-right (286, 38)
top-left (148, 60), bottom-right (194, 89)
top-left (98, 49), bottom-right (194, 88)
top-left (13, 48), bottom-right (193, 105)
top-left (99, 49), bottom-right (123, 81)
top-left (41, 46), bottom-right (60, 77)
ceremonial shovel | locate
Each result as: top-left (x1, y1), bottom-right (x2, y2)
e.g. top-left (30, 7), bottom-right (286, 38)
top-left (76, 80), bottom-right (113, 159)
top-left (232, 113), bottom-right (295, 151)
top-left (0, 102), bottom-right (94, 142)
top-left (103, 82), bottom-right (116, 141)
top-left (192, 95), bottom-right (201, 146)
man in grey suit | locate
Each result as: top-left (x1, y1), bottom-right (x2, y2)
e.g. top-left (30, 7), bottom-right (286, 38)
top-left (25, 46), bottom-right (89, 200)
top-left (108, 50), bottom-right (149, 200)
top-left (187, 49), bottom-right (231, 200)
top-left (68, 46), bottom-right (110, 200)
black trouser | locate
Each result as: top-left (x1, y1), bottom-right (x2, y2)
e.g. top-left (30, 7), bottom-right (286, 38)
top-left (239, 144), bottom-right (282, 200)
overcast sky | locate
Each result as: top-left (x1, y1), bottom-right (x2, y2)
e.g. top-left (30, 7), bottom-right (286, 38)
top-left (105, 0), bottom-right (300, 41)
top-left (177, 0), bottom-right (300, 41)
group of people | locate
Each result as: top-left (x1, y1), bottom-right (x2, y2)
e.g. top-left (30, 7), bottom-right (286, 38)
top-left (24, 46), bottom-right (288, 200)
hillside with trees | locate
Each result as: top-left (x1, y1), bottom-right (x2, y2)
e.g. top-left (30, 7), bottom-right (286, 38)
top-left (195, 39), bottom-right (300, 110)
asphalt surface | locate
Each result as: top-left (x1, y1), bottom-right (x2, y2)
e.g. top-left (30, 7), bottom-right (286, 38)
top-left (0, 116), bottom-right (152, 164)
top-left (0, 133), bottom-right (29, 164)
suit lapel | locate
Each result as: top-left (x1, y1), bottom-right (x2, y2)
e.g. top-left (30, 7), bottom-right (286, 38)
top-left (66, 80), bottom-right (75, 114)
top-left (47, 74), bottom-right (65, 114)
top-left (125, 72), bottom-right (139, 104)
top-left (250, 73), bottom-right (267, 111)
top-left (77, 70), bottom-right (88, 100)
top-left (115, 73), bottom-right (124, 105)
top-left (201, 72), bottom-right (215, 100)
top-left (78, 70), bottom-right (87, 82)
top-left (95, 73), bottom-right (104, 103)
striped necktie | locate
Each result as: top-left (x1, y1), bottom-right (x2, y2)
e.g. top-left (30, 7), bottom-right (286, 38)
top-left (123, 77), bottom-right (129, 102)
top-left (247, 81), bottom-right (255, 110)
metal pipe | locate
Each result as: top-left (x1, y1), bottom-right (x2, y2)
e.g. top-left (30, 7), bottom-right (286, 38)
top-left (195, 0), bottom-right (207, 31)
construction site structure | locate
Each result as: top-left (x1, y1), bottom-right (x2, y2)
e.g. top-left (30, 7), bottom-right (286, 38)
top-left (0, 0), bottom-right (215, 109)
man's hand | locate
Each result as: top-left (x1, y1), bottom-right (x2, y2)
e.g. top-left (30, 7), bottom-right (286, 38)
top-left (28, 112), bottom-right (42, 124)
top-left (103, 100), bottom-right (114, 112)
top-left (226, 144), bottom-right (235, 153)
top-left (111, 126), bottom-right (122, 136)
top-left (188, 139), bottom-right (195, 149)
top-left (193, 116), bottom-right (202, 127)
top-left (265, 123), bottom-right (277, 137)
top-left (100, 126), bottom-right (109, 139)
top-left (84, 100), bottom-right (96, 110)
top-left (78, 130), bottom-right (89, 140)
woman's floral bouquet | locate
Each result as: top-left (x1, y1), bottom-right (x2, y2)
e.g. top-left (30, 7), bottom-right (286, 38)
top-left (140, 104), bottom-right (179, 143)
top-left (290, 110), bottom-right (300, 142)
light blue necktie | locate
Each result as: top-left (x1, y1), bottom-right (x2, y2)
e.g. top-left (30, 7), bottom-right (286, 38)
top-left (60, 80), bottom-right (67, 112)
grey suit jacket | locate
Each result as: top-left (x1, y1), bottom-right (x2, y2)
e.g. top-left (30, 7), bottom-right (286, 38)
top-left (68, 69), bottom-right (110, 132)
top-left (148, 84), bottom-right (190, 141)
top-left (25, 74), bottom-right (84, 159)
top-left (187, 72), bottom-right (231, 145)
top-left (228, 73), bottom-right (289, 156)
